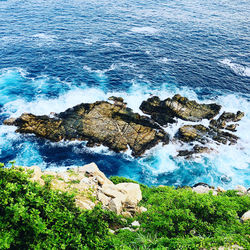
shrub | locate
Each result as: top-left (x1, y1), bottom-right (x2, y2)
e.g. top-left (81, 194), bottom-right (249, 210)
top-left (0, 165), bottom-right (114, 249)
top-left (0, 167), bottom-right (249, 249)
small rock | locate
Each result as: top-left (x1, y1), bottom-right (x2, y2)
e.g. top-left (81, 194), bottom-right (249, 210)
top-left (217, 186), bottom-right (226, 192)
top-left (193, 185), bottom-right (211, 194)
top-left (241, 210), bottom-right (250, 222)
top-left (212, 190), bottom-right (218, 196)
top-left (109, 229), bottom-right (115, 234)
top-left (235, 185), bottom-right (247, 194)
top-left (137, 206), bottom-right (147, 213)
top-left (119, 227), bottom-right (135, 232)
top-left (131, 221), bottom-right (140, 227)
top-left (121, 211), bottom-right (132, 218)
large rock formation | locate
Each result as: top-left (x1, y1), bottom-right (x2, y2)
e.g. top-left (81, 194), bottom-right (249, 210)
top-left (4, 94), bottom-right (244, 158)
top-left (4, 100), bottom-right (169, 156)
top-left (140, 94), bottom-right (221, 125)
top-left (20, 163), bottom-right (145, 216)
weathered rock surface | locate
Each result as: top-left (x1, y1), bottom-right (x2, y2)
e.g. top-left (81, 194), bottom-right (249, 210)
top-left (241, 210), bottom-right (250, 222)
top-left (4, 95), bottom-right (244, 158)
top-left (177, 145), bottom-right (212, 158)
top-left (20, 163), bottom-right (144, 216)
top-left (177, 124), bottom-right (239, 146)
top-left (140, 94), bottom-right (221, 125)
top-left (209, 111), bottom-right (244, 132)
top-left (4, 100), bottom-right (169, 156)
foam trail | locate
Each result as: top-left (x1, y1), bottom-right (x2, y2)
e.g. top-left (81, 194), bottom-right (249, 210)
top-left (131, 27), bottom-right (159, 34)
top-left (220, 59), bottom-right (250, 77)
top-left (32, 33), bottom-right (56, 41)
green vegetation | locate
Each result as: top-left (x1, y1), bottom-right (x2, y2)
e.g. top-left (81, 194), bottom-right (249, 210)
top-left (0, 166), bottom-right (249, 249)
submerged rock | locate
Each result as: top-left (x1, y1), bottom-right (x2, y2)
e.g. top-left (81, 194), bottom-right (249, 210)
top-left (177, 145), bottom-right (212, 158)
top-left (140, 94), bottom-right (221, 125)
top-left (4, 100), bottom-right (169, 156)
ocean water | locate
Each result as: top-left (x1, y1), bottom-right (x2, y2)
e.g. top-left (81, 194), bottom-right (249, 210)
top-left (0, 0), bottom-right (249, 188)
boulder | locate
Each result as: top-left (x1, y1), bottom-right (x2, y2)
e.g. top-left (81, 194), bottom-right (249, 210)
top-left (241, 210), bottom-right (250, 222)
top-left (116, 183), bottom-right (142, 205)
top-left (178, 125), bottom-right (209, 143)
top-left (217, 186), bottom-right (226, 192)
top-left (108, 197), bottom-right (123, 214)
top-left (97, 191), bottom-right (111, 206)
top-left (140, 94), bottom-right (221, 125)
top-left (192, 183), bottom-right (216, 194)
top-left (178, 145), bottom-right (212, 158)
top-left (131, 221), bottom-right (140, 227)
top-left (235, 185), bottom-right (247, 195)
top-left (82, 163), bottom-right (113, 186)
top-left (4, 100), bottom-right (169, 157)
top-left (101, 184), bottom-right (126, 201)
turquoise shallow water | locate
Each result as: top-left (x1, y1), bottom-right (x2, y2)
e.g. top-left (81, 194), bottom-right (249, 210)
top-left (0, 0), bottom-right (249, 188)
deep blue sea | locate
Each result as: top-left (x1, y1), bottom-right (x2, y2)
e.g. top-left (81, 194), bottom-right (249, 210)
top-left (0, 0), bottom-right (249, 188)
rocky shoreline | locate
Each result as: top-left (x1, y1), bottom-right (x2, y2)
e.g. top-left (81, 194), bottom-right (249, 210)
top-left (4, 94), bottom-right (244, 158)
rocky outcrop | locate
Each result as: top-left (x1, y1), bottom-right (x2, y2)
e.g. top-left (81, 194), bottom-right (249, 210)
top-left (4, 94), bottom-right (245, 158)
top-left (140, 94), bottom-right (221, 125)
top-left (21, 163), bottom-right (144, 216)
top-left (209, 111), bottom-right (244, 132)
top-left (4, 100), bottom-right (169, 156)
top-left (177, 124), bottom-right (239, 145)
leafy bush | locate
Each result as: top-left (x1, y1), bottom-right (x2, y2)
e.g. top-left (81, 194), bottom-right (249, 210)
top-left (0, 167), bottom-right (249, 249)
top-left (134, 186), bottom-right (250, 249)
top-left (0, 165), bottom-right (115, 249)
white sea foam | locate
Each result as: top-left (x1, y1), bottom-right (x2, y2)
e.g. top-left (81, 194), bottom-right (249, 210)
top-left (33, 33), bottom-right (56, 41)
top-left (83, 64), bottom-right (117, 75)
top-left (1, 70), bottom-right (249, 188)
top-left (83, 37), bottom-right (98, 45)
top-left (220, 59), bottom-right (250, 77)
top-left (103, 42), bottom-right (121, 47)
top-left (159, 57), bottom-right (170, 63)
top-left (131, 27), bottom-right (159, 34)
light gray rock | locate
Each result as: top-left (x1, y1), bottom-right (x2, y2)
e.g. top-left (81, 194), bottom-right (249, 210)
top-left (108, 197), bottom-right (123, 214)
top-left (119, 227), bottom-right (135, 232)
top-left (82, 163), bottom-right (113, 185)
top-left (137, 206), bottom-right (148, 213)
top-left (97, 191), bottom-right (111, 206)
top-left (192, 185), bottom-right (211, 194)
top-left (116, 183), bottom-right (142, 204)
top-left (241, 210), bottom-right (250, 222)
top-left (235, 185), bottom-right (247, 194)
top-left (101, 184), bottom-right (126, 201)
top-left (131, 221), bottom-right (140, 227)
top-left (109, 229), bottom-right (115, 234)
